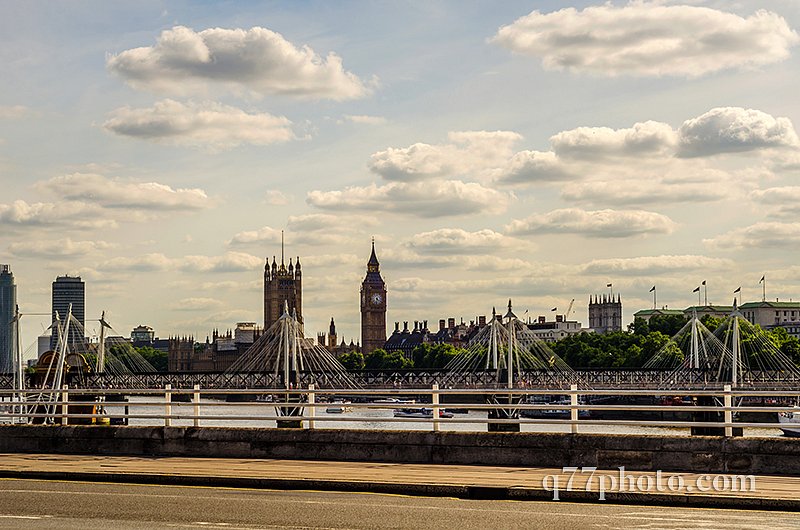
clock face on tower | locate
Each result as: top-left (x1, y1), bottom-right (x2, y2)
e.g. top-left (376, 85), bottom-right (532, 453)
top-left (371, 293), bottom-right (383, 305)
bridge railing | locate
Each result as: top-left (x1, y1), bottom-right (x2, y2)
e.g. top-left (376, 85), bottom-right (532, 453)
top-left (1, 385), bottom-right (799, 437)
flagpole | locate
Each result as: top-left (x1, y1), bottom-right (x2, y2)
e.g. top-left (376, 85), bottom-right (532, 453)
top-left (762, 275), bottom-right (766, 302)
top-left (703, 281), bottom-right (707, 306)
top-left (653, 287), bottom-right (657, 309)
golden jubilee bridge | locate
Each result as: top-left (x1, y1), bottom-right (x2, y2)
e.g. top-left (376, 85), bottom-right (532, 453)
top-left (2, 301), bottom-right (800, 394)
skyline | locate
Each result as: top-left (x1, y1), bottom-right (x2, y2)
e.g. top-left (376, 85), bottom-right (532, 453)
top-left (3, 1), bottom-right (800, 351)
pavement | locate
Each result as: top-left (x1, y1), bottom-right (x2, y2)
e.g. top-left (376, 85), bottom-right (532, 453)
top-left (0, 453), bottom-right (798, 511)
top-left (0, 479), bottom-right (797, 530)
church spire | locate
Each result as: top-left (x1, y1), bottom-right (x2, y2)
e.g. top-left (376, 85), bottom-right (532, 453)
top-left (367, 237), bottom-right (380, 272)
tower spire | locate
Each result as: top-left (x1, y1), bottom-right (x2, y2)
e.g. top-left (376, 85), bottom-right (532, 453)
top-left (281, 230), bottom-right (285, 265)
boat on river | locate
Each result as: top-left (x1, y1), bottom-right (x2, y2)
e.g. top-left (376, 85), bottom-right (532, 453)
top-left (393, 407), bottom-right (454, 419)
top-left (779, 408), bottom-right (800, 437)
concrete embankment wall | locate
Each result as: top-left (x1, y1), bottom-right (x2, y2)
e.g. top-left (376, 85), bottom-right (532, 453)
top-left (1, 425), bottom-right (798, 476)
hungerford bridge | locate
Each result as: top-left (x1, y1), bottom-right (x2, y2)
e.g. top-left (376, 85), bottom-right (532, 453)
top-left (3, 301), bottom-right (800, 394)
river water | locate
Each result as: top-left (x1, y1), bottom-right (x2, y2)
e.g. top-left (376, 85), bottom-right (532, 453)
top-left (105, 397), bottom-right (783, 437)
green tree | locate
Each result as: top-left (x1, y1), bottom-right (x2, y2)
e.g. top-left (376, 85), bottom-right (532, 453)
top-left (647, 314), bottom-right (688, 337)
top-left (700, 314), bottom-right (724, 332)
top-left (137, 346), bottom-right (168, 372)
top-left (411, 343), bottom-right (462, 369)
top-left (337, 351), bottom-right (365, 371)
top-left (364, 348), bottom-right (413, 370)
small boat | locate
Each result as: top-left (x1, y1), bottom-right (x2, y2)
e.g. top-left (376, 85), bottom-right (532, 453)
top-left (521, 398), bottom-right (591, 419)
top-left (373, 397), bottom-right (416, 405)
top-left (325, 401), bottom-right (353, 414)
top-left (393, 407), bottom-right (453, 419)
top-left (779, 408), bottom-right (800, 437)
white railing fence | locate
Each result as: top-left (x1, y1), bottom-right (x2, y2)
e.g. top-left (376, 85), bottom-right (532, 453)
top-left (1, 385), bottom-right (799, 436)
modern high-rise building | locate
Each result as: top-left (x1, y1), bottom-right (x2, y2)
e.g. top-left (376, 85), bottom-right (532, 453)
top-left (0, 265), bottom-right (16, 372)
top-left (50, 275), bottom-right (85, 350)
top-left (360, 241), bottom-right (387, 354)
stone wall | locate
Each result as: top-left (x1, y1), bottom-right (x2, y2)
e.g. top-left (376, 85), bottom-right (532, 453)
top-left (1, 425), bottom-right (798, 476)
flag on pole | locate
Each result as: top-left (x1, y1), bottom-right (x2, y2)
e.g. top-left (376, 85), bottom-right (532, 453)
top-left (649, 286), bottom-right (656, 292)
top-left (551, 307), bottom-right (557, 311)
top-left (693, 286), bottom-right (700, 293)
top-left (734, 287), bottom-right (741, 293)
top-left (702, 280), bottom-right (706, 286)
top-left (760, 275), bottom-right (765, 283)
top-left (606, 283), bottom-right (612, 287)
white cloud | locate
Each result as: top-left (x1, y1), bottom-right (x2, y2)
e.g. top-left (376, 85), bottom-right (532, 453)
top-left (0, 105), bottom-right (27, 119)
top-left (369, 130), bottom-right (521, 181)
top-left (103, 99), bottom-right (295, 150)
top-left (493, 150), bottom-right (575, 185)
top-left (404, 228), bottom-right (511, 255)
top-left (171, 297), bottom-right (224, 311)
top-left (228, 226), bottom-right (283, 246)
top-left (343, 114), bottom-right (387, 125)
top-left (492, 4), bottom-right (799, 77)
top-left (37, 173), bottom-right (211, 211)
top-left (0, 200), bottom-right (114, 229)
top-left (8, 238), bottom-right (115, 258)
top-left (107, 25), bottom-right (372, 100)
top-left (750, 186), bottom-right (800, 217)
top-left (264, 190), bottom-right (290, 205)
top-left (100, 253), bottom-right (175, 272)
top-left (704, 222), bottom-right (800, 249)
top-left (99, 251), bottom-right (263, 273)
top-left (307, 180), bottom-right (512, 217)
top-left (678, 107), bottom-right (800, 157)
top-left (562, 177), bottom-right (730, 207)
top-left (506, 208), bottom-right (675, 238)
top-left (581, 255), bottom-right (733, 276)
top-left (181, 252), bottom-right (263, 273)
top-left (551, 121), bottom-right (677, 160)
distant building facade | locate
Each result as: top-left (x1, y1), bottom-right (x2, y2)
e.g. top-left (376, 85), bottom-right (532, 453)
top-left (588, 294), bottom-right (622, 333)
top-left (51, 275), bottom-right (85, 350)
top-left (264, 253), bottom-right (303, 333)
top-left (526, 315), bottom-right (583, 343)
top-left (0, 265), bottom-right (16, 371)
top-left (739, 301), bottom-right (800, 328)
top-left (360, 242), bottom-right (387, 354)
top-left (131, 325), bottom-right (170, 353)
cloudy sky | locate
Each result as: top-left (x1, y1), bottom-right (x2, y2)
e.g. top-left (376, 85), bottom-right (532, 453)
top-left (3, 1), bottom-right (800, 353)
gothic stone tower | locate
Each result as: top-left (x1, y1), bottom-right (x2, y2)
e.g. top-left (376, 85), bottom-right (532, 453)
top-left (588, 294), bottom-right (622, 334)
top-left (360, 241), bottom-right (387, 354)
top-left (264, 241), bottom-right (303, 333)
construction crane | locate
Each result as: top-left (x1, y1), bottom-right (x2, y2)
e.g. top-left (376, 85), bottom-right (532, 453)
top-left (564, 298), bottom-right (575, 321)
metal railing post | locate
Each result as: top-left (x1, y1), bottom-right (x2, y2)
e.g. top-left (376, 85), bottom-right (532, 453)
top-left (723, 384), bottom-right (733, 437)
top-left (570, 384), bottom-right (578, 434)
top-left (165, 384), bottom-right (172, 427)
top-left (61, 384), bottom-right (69, 426)
top-left (432, 383), bottom-right (440, 432)
top-left (307, 384), bottom-right (315, 430)
top-left (193, 384), bottom-right (200, 428)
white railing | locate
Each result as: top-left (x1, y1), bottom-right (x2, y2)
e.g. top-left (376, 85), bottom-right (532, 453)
top-left (1, 385), bottom-right (799, 436)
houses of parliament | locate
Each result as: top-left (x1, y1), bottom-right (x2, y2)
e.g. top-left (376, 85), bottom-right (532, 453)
top-left (263, 239), bottom-right (387, 355)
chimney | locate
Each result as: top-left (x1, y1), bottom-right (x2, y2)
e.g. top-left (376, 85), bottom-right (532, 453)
top-left (439, 319), bottom-right (446, 331)
top-left (478, 315), bottom-right (486, 326)
top-left (556, 315), bottom-right (563, 323)
top-left (448, 317), bottom-right (456, 329)
top-left (539, 316), bottom-right (545, 323)
top-left (394, 322), bottom-right (400, 333)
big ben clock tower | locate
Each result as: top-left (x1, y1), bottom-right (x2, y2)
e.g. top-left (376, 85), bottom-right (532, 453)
top-left (361, 239), bottom-right (387, 354)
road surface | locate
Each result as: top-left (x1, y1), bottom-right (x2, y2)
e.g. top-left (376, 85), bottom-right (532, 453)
top-left (0, 479), bottom-right (796, 529)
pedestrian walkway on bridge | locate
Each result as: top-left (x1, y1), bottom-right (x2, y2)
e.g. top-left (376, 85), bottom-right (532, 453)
top-left (0, 453), bottom-right (797, 511)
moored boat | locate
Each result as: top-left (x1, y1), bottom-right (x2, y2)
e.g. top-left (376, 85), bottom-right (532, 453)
top-left (779, 408), bottom-right (800, 437)
top-left (393, 407), bottom-right (454, 419)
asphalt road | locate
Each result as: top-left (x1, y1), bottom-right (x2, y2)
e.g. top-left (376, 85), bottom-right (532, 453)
top-left (0, 479), bottom-right (796, 530)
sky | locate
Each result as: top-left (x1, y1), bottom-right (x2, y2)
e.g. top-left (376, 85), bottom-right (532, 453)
top-left (2, 0), bottom-right (800, 357)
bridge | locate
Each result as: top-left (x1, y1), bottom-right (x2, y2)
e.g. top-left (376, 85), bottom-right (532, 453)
top-left (3, 368), bottom-right (800, 391)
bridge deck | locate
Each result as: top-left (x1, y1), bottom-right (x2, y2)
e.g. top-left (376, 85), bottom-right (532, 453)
top-left (1, 453), bottom-right (797, 510)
